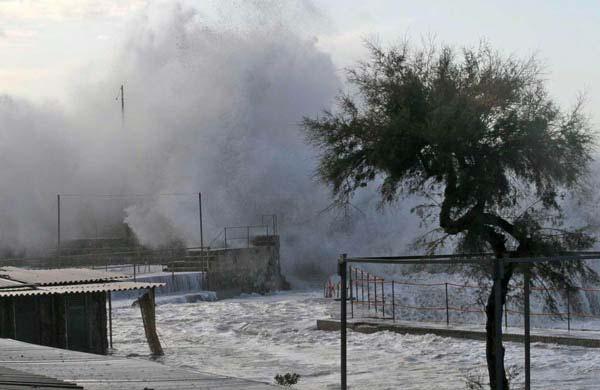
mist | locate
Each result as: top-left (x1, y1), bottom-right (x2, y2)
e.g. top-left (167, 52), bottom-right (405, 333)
top-left (0, 1), bottom-right (423, 278)
top-left (3, 1), bottom-right (597, 281)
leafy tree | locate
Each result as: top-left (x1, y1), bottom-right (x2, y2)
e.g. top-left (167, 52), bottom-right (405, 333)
top-left (303, 41), bottom-right (597, 389)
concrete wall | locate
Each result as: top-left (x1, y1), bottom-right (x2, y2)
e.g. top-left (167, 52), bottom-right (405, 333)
top-left (208, 237), bottom-right (288, 297)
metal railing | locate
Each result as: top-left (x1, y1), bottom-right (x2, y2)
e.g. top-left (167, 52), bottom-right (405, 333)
top-left (223, 225), bottom-right (271, 248)
top-left (326, 266), bottom-right (600, 331)
top-left (336, 252), bottom-right (600, 390)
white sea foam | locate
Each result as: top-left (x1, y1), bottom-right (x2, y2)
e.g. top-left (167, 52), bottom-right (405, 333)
top-left (112, 290), bottom-right (600, 389)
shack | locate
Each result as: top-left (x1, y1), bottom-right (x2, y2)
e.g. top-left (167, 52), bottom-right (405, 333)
top-left (0, 267), bottom-right (163, 355)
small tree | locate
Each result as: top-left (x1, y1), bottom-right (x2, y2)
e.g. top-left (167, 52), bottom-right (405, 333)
top-left (303, 41), bottom-right (597, 389)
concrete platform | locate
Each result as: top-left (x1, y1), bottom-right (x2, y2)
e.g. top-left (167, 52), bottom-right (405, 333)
top-left (0, 338), bottom-right (274, 389)
top-left (317, 318), bottom-right (600, 348)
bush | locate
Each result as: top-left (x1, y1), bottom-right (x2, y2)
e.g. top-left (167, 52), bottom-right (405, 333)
top-left (274, 372), bottom-right (300, 387)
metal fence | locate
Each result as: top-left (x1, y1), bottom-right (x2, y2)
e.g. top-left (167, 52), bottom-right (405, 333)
top-left (326, 265), bottom-right (600, 331)
top-left (336, 252), bottom-right (600, 390)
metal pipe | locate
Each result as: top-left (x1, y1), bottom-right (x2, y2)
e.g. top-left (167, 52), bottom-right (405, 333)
top-left (57, 194), bottom-right (61, 262)
top-left (339, 254), bottom-right (347, 390)
top-left (354, 268), bottom-right (359, 303)
top-left (381, 277), bottom-right (385, 318)
top-left (367, 273), bottom-right (370, 310)
top-left (505, 301), bottom-right (509, 331)
top-left (373, 275), bottom-right (377, 313)
top-left (198, 192), bottom-right (204, 250)
top-left (494, 258), bottom-right (504, 390)
top-left (567, 289), bottom-right (571, 332)
top-left (361, 269), bottom-right (364, 304)
top-left (524, 266), bottom-right (531, 390)
top-left (445, 283), bottom-right (449, 326)
top-left (349, 266), bottom-right (353, 318)
top-left (391, 280), bottom-right (395, 322)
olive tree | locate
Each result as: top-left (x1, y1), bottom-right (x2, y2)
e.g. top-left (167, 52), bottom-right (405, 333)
top-left (303, 41), bottom-right (596, 389)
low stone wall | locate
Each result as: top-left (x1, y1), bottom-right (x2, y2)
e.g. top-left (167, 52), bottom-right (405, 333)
top-left (316, 319), bottom-right (600, 348)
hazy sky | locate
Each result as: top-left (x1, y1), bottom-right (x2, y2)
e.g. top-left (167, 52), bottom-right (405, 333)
top-left (2, 0), bottom-right (600, 121)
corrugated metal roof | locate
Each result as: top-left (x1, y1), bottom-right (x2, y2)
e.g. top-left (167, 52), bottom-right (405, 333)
top-left (0, 277), bottom-right (26, 289)
top-left (0, 267), bottom-right (127, 286)
top-left (0, 366), bottom-right (82, 389)
top-left (0, 281), bottom-right (165, 297)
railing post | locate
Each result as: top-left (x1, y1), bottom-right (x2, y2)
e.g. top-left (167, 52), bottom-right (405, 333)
top-left (367, 273), bottom-right (371, 310)
top-left (566, 289), bottom-right (571, 332)
top-left (57, 194), bottom-right (61, 263)
top-left (445, 282), bottom-right (450, 326)
top-left (198, 192), bottom-right (203, 250)
top-left (354, 268), bottom-right (359, 302)
top-left (247, 226), bottom-right (250, 248)
top-left (391, 280), bottom-right (395, 322)
top-left (505, 300), bottom-right (509, 331)
top-left (349, 266), bottom-right (354, 319)
top-left (339, 254), bottom-right (348, 390)
top-left (524, 266), bottom-right (531, 390)
top-left (374, 275), bottom-right (378, 314)
top-left (224, 228), bottom-right (227, 247)
top-left (361, 269), bottom-right (364, 303)
top-left (493, 258), bottom-right (504, 390)
top-left (381, 277), bottom-right (385, 319)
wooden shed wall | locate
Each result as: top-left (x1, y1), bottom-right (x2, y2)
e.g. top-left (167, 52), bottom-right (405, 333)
top-left (0, 292), bottom-right (108, 355)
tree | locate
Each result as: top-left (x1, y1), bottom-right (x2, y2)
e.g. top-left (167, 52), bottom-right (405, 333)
top-left (303, 41), bottom-right (597, 389)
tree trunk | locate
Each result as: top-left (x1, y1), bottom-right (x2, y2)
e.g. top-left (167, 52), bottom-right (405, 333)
top-left (485, 266), bottom-right (513, 390)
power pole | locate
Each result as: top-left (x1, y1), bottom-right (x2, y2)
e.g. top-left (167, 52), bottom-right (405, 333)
top-left (198, 192), bottom-right (204, 250)
top-left (120, 84), bottom-right (125, 126)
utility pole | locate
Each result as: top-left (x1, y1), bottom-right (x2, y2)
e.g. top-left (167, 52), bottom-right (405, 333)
top-left (116, 84), bottom-right (125, 127)
top-left (198, 192), bottom-right (204, 250)
top-left (57, 194), bottom-right (61, 261)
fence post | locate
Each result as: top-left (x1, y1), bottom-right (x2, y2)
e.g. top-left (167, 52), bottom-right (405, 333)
top-left (374, 275), bottom-right (378, 314)
top-left (361, 269), bottom-right (364, 303)
top-left (524, 266), bottom-right (531, 390)
top-left (224, 228), bottom-right (227, 247)
top-left (392, 280), bottom-right (395, 322)
top-left (445, 283), bottom-right (449, 326)
top-left (505, 301), bottom-right (509, 330)
top-left (349, 266), bottom-right (354, 319)
top-left (339, 254), bottom-right (348, 390)
top-left (381, 277), bottom-right (385, 319)
top-left (566, 289), bottom-right (571, 332)
top-left (493, 258), bottom-right (504, 390)
top-left (355, 268), bottom-right (359, 302)
top-left (247, 226), bottom-right (250, 248)
top-left (367, 273), bottom-right (371, 310)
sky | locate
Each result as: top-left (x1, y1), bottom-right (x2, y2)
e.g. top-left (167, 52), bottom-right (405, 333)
top-left (1, 0), bottom-right (600, 262)
top-left (2, 0), bottom-right (600, 121)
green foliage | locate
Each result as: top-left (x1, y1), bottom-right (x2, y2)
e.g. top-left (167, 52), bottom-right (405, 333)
top-left (304, 40), bottom-right (597, 288)
top-left (274, 373), bottom-right (300, 387)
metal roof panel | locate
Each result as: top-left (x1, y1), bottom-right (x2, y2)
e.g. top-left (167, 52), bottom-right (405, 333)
top-left (0, 281), bottom-right (165, 297)
top-left (0, 267), bottom-right (127, 286)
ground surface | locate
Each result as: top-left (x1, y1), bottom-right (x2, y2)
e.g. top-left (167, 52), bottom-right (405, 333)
top-left (0, 338), bottom-right (272, 389)
top-left (112, 291), bottom-right (600, 389)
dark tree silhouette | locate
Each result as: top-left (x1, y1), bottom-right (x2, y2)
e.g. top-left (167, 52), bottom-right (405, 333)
top-left (304, 41), bottom-right (597, 389)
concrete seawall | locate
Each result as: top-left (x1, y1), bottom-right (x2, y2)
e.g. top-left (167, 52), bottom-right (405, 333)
top-left (317, 318), bottom-right (600, 348)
